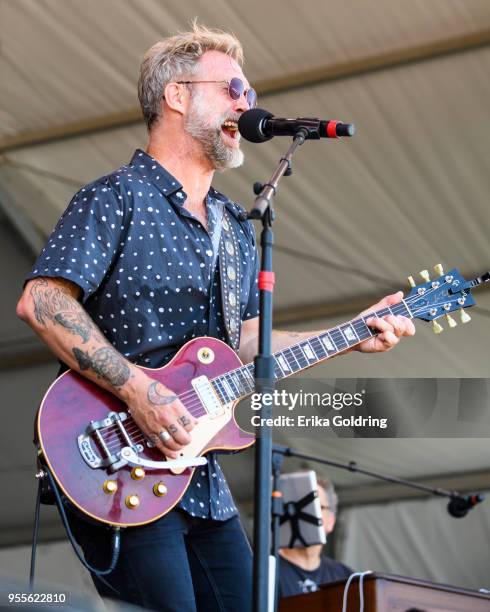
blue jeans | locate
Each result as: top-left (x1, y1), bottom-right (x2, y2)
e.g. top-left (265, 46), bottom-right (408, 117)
top-left (68, 509), bottom-right (253, 611)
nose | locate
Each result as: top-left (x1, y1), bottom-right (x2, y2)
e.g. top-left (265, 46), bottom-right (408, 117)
top-left (234, 91), bottom-right (250, 113)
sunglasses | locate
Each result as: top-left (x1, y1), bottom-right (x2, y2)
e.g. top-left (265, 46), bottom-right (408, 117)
top-left (177, 77), bottom-right (257, 108)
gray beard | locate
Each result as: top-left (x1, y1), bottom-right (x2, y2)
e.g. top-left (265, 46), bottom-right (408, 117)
top-left (184, 93), bottom-right (244, 171)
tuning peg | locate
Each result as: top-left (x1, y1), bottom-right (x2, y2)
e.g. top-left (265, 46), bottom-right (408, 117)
top-left (432, 320), bottom-right (444, 334)
top-left (420, 270), bottom-right (430, 283)
top-left (434, 264), bottom-right (444, 276)
top-left (445, 314), bottom-right (457, 328)
top-left (459, 309), bottom-right (471, 324)
top-left (408, 275), bottom-right (416, 288)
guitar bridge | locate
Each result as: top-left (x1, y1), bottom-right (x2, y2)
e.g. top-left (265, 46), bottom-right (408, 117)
top-left (78, 411), bottom-right (143, 473)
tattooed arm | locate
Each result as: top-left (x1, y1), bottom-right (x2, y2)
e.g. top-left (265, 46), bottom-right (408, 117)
top-left (17, 277), bottom-right (196, 456)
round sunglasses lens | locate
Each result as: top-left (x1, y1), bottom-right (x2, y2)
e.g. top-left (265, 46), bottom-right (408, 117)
top-left (228, 78), bottom-right (244, 100)
top-left (247, 88), bottom-right (257, 108)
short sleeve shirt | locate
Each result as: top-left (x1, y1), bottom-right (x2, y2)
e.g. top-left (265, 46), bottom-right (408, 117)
top-left (26, 149), bottom-right (260, 520)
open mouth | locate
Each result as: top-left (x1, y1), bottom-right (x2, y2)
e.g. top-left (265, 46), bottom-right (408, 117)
top-left (221, 120), bottom-right (239, 141)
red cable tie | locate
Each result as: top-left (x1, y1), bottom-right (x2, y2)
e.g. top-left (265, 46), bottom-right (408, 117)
top-left (326, 120), bottom-right (339, 139)
top-left (258, 271), bottom-right (275, 292)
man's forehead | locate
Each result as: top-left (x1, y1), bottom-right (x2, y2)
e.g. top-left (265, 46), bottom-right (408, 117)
top-left (197, 50), bottom-right (248, 85)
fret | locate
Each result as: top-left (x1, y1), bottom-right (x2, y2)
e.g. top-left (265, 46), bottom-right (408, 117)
top-left (285, 346), bottom-right (303, 372)
top-left (274, 355), bottom-right (287, 377)
top-left (329, 328), bottom-right (348, 351)
top-left (340, 323), bottom-right (359, 344)
top-left (310, 336), bottom-right (327, 360)
top-left (225, 373), bottom-right (241, 398)
top-left (277, 353), bottom-right (291, 373)
top-left (272, 357), bottom-right (283, 379)
top-left (221, 377), bottom-right (233, 399)
top-left (290, 345), bottom-right (309, 369)
top-left (392, 301), bottom-right (411, 318)
top-left (241, 366), bottom-right (255, 390)
top-left (319, 333), bottom-right (336, 355)
top-left (214, 379), bottom-right (231, 403)
top-left (301, 341), bottom-right (316, 361)
top-left (352, 318), bottom-right (373, 341)
top-left (296, 344), bottom-right (308, 363)
top-left (234, 370), bottom-right (251, 395)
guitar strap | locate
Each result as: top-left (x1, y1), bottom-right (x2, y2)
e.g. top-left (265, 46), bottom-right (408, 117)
top-left (218, 210), bottom-right (242, 351)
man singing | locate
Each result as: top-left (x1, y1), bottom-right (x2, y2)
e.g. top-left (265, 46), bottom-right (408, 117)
top-left (17, 23), bottom-right (414, 611)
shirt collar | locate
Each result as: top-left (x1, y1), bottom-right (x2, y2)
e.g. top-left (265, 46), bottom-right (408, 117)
top-left (129, 149), bottom-right (248, 221)
top-left (129, 149), bottom-right (183, 197)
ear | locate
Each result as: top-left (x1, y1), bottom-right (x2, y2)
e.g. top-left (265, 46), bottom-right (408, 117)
top-left (326, 513), bottom-right (336, 534)
top-left (163, 82), bottom-right (189, 114)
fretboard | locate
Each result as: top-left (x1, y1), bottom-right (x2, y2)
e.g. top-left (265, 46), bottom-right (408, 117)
top-left (211, 300), bottom-right (412, 405)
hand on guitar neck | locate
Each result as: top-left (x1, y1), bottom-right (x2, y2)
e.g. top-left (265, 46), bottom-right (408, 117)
top-left (355, 291), bottom-right (416, 353)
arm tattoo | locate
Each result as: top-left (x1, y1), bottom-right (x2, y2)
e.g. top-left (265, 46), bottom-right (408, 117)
top-left (54, 311), bottom-right (105, 344)
top-left (30, 279), bottom-right (78, 326)
top-left (30, 279), bottom-right (104, 343)
top-left (73, 346), bottom-right (130, 388)
top-left (147, 381), bottom-right (177, 406)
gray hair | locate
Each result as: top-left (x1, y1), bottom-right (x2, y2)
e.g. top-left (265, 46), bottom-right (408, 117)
top-left (316, 475), bottom-right (339, 515)
top-left (138, 22), bottom-right (244, 130)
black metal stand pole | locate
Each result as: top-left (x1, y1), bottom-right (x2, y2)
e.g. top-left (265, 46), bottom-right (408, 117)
top-left (250, 131), bottom-right (307, 612)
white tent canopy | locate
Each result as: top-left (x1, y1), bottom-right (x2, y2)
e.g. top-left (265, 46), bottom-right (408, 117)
top-left (0, 0), bottom-right (489, 595)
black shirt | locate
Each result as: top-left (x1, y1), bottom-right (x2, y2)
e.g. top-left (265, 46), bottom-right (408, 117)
top-left (279, 554), bottom-right (353, 597)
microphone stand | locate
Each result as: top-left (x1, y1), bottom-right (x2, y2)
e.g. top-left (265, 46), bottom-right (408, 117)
top-left (248, 129), bottom-right (308, 612)
top-left (270, 443), bottom-right (486, 561)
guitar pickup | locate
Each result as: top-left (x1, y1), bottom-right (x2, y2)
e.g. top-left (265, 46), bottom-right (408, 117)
top-left (191, 375), bottom-right (224, 418)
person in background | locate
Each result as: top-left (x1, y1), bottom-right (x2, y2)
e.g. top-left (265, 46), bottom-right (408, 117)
top-left (279, 475), bottom-right (353, 597)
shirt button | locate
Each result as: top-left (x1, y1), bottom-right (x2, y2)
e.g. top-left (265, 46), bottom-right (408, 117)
top-left (206, 249), bottom-right (213, 257)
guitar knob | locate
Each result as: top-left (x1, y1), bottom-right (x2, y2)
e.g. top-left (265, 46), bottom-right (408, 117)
top-left (153, 482), bottom-right (168, 497)
top-left (408, 276), bottom-right (416, 288)
top-left (459, 309), bottom-right (471, 324)
top-left (432, 320), bottom-right (444, 334)
top-left (445, 314), bottom-right (457, 328)
top-left (131, 467), bottom-right (146, 480)
top-left (434, 264), bottom-right (444, 276)
top-left (125, 494), bottom-right (140, 509)
top-left (420, 270), bottom-right (430, 283)
top-left (103, 480), bottom-right (118, 495)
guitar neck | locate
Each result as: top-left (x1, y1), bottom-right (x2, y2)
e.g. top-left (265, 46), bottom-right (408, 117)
top-left (212, 300), bottom-right (412, 403)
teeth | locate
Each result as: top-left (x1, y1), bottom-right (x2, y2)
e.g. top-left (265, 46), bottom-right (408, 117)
top-left (222, 121), bottom-right (238, 129)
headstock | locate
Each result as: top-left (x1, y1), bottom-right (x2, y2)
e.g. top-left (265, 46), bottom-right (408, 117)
top-left (404, 265), bottom-right (476, 334)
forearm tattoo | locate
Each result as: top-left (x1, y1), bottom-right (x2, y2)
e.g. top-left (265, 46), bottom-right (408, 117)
top-left (73, 346), bottom-right (130, 388)
top-left (30, 279), bottom-right (78, 326)
top-left (147, 381), bottom-right (177, 406)
top-left (30, 279), bottom-right (104, 343)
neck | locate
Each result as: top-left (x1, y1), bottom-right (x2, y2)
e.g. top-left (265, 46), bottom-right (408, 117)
top-left (147, 126), bottom-right (214, 205)
top-left (280, 545), bottom-right (323, 571)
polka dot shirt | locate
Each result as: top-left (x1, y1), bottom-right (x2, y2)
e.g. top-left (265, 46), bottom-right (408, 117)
top-left (26, 149), bottom-right (260, 520)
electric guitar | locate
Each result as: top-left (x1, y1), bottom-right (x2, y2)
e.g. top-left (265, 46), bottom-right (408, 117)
top-left (36, 267), bottom-right (489, 527)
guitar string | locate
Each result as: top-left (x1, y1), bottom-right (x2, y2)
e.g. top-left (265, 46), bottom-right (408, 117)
top-left (99, 289), bottom-right (447, 451)
top-left (100, 303), bottom-right (404, 449)
top-left (99, 284), bottom-right (453, 451)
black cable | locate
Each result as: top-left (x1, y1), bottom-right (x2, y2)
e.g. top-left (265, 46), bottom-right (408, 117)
top-left (29, 477), bottom-right (42, 590)
top-left (45, 468), bottom-right (121, 582)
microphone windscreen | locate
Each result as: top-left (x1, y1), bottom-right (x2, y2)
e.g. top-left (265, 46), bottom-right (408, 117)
top-left (238, 108), bottom-right (274, 143)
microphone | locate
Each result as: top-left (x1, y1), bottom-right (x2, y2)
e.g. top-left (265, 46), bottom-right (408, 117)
top-left (447, 493), bottom-right (485, 518)
top-left (238, 108), bottom-right (355, 143)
